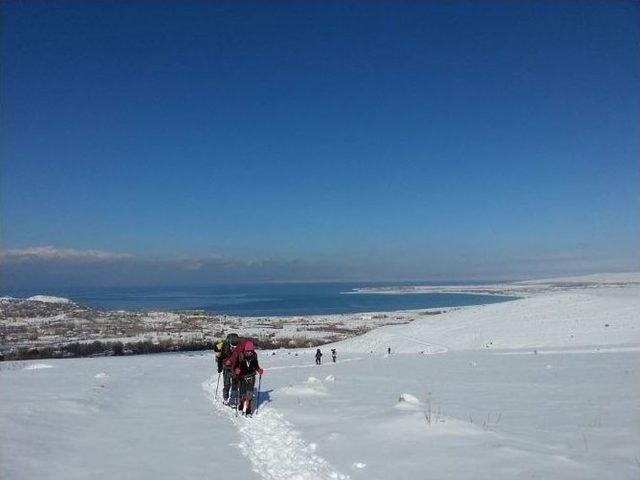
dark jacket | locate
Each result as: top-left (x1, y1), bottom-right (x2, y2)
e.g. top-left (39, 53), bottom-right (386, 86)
top-left (236, 351), bottom-right (261, 378)
top-left (216, 341), bottom-right (235, 373)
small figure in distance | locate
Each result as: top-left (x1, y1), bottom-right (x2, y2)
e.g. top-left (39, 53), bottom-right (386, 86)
top-left (387, 346), bottom-right (391, 355)
top-left (331, 348), bottom-right (337, 363)
top-left (315, 348), bottom-right (323, 365)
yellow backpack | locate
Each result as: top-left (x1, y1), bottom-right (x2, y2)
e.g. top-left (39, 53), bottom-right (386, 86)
top-left (214, 341), bottom-right (224, 359)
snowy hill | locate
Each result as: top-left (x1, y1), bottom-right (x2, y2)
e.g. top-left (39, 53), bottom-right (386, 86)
top-left (337, 285), bottom-right (640, 353)
top-left (2, 276), bottom-right (639, 480)
top-left (346, 271), bottom-right (640, 297)
top-left (516, 271), bottom-right (640, 284)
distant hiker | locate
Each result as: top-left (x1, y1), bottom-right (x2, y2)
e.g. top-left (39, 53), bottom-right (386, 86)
top-left (315, 348), bottom-right (323, 365)
top-left (230, 340), bottom-right (263, 416)
top-left (387, 347), bottom-right (391, 355)
top-left (220, 333), bottom-right (240, 404)
top-left (331, 348), bottom-right (337, 363)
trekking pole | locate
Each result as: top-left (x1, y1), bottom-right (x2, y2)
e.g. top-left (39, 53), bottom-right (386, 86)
top-left (255, 375), bottom-right (262, 415)
top-left (235, 379), bottom-right (240, 417)
top-left (214, 372), bottom-right (221, 399)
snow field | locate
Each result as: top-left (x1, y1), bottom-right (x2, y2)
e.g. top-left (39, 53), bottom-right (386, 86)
top-left (264, 350), bottom-right (639, 480)
top-left (2, 279), bottom-right (639, 480)
top-left (2, 344), bottom-right (639, 479)
top-left (336, 286), bottom-right (640, 353)
top-left (1, 354), bottom-right (255, 480)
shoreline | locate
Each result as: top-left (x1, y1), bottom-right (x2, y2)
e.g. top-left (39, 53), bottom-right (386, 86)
top-left (345, 276), bottom-right (640, 298)
top-left (0, 298), bottom-right (498, 362)
top-left (3, 272), bottom-right (639, 361)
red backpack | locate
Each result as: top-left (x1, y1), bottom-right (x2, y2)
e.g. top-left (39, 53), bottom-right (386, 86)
top-left (227, 339), bottom-right (248, 368)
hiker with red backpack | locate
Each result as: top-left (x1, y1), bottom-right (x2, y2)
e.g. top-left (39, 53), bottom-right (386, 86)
top-left (226, 339), bottom-right (263, 416)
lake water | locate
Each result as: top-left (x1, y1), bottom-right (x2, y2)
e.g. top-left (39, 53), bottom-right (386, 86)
top-left (3, 283), bottom-right (517, 317)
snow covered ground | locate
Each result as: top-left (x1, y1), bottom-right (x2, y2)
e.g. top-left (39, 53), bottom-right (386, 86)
top-left (347, 271), bottom-right (640, 297)
top-left (337, 285), bottom-right (640, 353)
top-left (25, 295), bottom-right (72, 304)
top-left (1, 275), bottom-right (639, 479)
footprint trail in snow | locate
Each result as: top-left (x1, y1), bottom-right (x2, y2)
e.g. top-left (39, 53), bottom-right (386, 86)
top-left (203, 376), bottom-right (349, 480)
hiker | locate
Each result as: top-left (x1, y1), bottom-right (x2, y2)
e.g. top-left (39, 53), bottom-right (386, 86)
top-left (213, 339), bottom-right (224, 371)
top-left (387, 346), bottom-right (391, 355)
top-left (315, 348), bottom-right (322, 365)
top-left (220, 333), bottom-right (239, 404)
top-left (331, 348), bottom-right (337, 363)
top-left (230, 340), bottom-right (263, 416)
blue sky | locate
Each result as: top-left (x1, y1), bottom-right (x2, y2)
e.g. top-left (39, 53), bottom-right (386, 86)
top-left (2, 0), bottom-right (638, 286)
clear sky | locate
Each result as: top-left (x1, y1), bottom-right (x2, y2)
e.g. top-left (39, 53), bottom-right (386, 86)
top-left (2, 0), bottom-right (639, 287)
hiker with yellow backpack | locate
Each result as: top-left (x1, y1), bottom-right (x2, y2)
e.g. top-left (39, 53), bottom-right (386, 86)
top-left (214, 333), bottom-right (240, 404)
